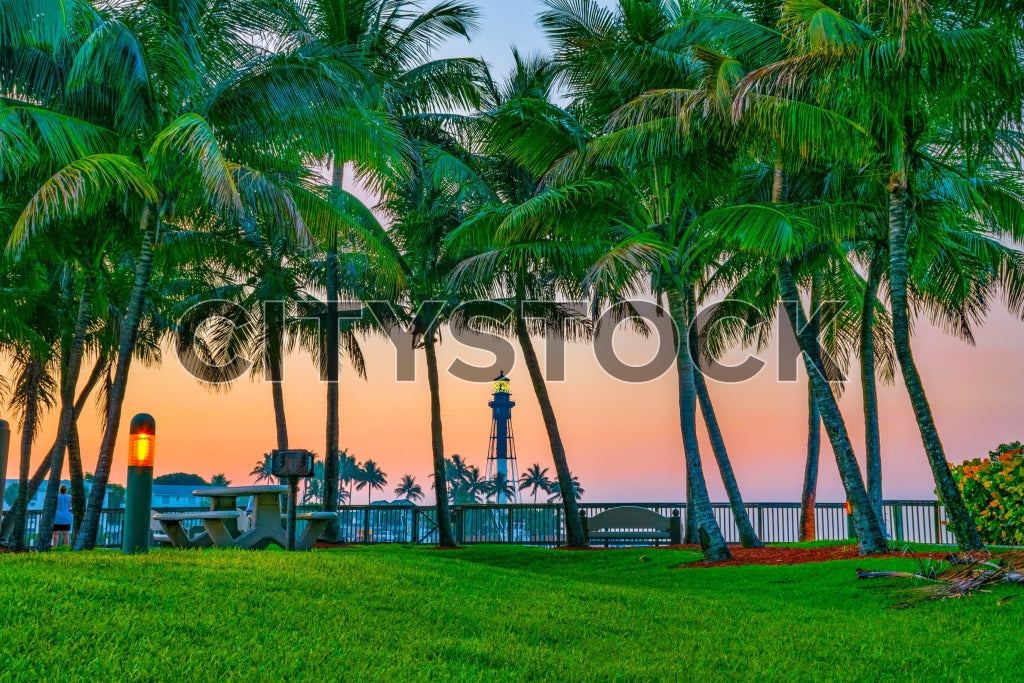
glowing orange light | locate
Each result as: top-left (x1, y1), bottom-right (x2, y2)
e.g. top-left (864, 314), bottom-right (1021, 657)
top-left (128, 413), bottom-right (156, 468)
top-left (844, 501), bottom-right (853, 515)
top-left (129, 433), bottom-right (155, 467)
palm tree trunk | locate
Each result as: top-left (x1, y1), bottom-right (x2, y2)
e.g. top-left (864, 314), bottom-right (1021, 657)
top-left (861, 251), bottom-right (885, 532)
top-left (689, 297), bottom-right (762, 548)
top-left (10, 361), bottom-right (43, 551)
top-left (323, 161), bottom-right (344, 540)
top-left (799, 277), bottom-right (821, 542)
top-left (887, 182), bottom-right (982, 550)
top-left (323, 250), bottom-right (340, 538)
top-left (269, 326), bottom-right (289, 451)
top-left (68, 420), bottom-right (86, 545)
top-left (684, 472), bottom-right (697, 544)
top-left (424, 333), bottom-right (456, 547)
top-left (514, 312), bottom-right (586, 547)
top-left (668, 287), bottom-right (730, 561)
top-left (38, 274), bottom-right (93, 550)
top-left (75, 206), bottom-right (157, 550)
top-left (777, 260), bottom-right (887, 554)
top-left (1, 353), bottom-right (106, 542)
top-left (799, 380), bottom-right (820, 541)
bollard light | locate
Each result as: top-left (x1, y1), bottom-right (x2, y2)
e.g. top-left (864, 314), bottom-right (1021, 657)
top-left (123, 413), bottom-right (156, 555)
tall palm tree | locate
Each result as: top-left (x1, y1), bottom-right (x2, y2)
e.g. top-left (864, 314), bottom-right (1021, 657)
top-left (276, 0), bottom-right (482, 539)
top-left (535, 0), bottom-right (802, 559)
top-left (363, 121), bottom-right (493, 546)
top-left (448, 50), bottom-right (599, 547)
top-left (394, 475), bottom-right (424, 503)
top-left (519, 463), bottom-right (554, 504)
top-left (354, 459), bottom-right (388, 505)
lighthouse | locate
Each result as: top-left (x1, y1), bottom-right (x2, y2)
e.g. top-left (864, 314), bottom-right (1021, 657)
top-left (485, 371), bottom-right (519, 503)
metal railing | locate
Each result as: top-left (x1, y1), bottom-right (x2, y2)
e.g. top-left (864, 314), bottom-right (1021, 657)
top-left (320, 500), bottom-right (959, 546)
top-left (14, 500), bottom-right (959, 548)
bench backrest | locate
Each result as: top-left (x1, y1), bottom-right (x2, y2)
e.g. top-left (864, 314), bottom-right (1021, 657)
top-left (588, 506), bottom-right (670, 531)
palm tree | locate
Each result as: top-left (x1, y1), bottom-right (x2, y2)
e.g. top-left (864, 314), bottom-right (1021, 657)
top-left (394, 475), bottom-right (424, 503)
top-left (519, 464), bottom-right (554, 504)
top-left (250, 454), bottom-right (275, 484)
top-left (210, 474), bottom-right (231, 487)
top-left (276, 0), bottom-right (482, 540)
top-left (354, 460), bottom-right (388, 505)
top-left (454, 466), bottom-right (489, 505)
top-left (444, 454), bottom-right (472, 498)
top-left (364, 123), bottom-right (494, 547)
top-left (537, 0), bottom-right (795, 559)
top-left (447, 51), bottom-right (597, 547)
top-left (547, 474), bottom-right (584, 503)
top-left (339, 450), bottom-right (360, 505)
top-left (486, 472), bottom-right (516, 504)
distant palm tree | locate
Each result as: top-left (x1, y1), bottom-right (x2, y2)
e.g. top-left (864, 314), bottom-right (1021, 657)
top-left (519, 464), bottom-right (553, 504)
top-left (354, 460), bottom-right (388, 505)
top-left (303, 460), bottom-right (326, 504)
top-left (443, 455), bottom-right (473, 503)
top-left (548, 475), bottom-right (584, 503)
top-left (453, 466), bottom-right (489, 505)
top-left (250, 454), bottom-right (274, 484)
top-left (210, 474), bottom-right (231, 487)
top-left (486, 472), bottom-right (516, 503)
top-left (394, 475), bottom-right (424, 503)
top-left (339, 451), bottom-right (359, 504)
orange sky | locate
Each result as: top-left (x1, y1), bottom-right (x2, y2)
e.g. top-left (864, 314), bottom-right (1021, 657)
top-left (10, 304), bottom-right (1022, 504)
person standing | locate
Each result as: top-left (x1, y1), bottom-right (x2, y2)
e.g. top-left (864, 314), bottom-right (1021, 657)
top-left (53, 484), bottom-right (73, 547)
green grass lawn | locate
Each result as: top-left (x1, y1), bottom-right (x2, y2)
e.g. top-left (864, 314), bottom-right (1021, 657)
top-left (1, 544), bottom-right (1020, 681)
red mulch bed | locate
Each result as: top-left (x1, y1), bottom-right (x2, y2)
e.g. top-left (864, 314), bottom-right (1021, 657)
top-left (674, 544), bottom-right (953, 568)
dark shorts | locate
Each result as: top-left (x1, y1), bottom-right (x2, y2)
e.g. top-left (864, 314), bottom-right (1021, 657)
top-left (53, 523), bottom-right (71, 531)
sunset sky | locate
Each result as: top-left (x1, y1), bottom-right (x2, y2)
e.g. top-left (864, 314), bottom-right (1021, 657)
top-left (7, 1), bottom-right (1024, 504)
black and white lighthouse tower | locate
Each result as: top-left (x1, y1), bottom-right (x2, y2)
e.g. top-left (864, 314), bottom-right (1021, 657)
top-left (485, 372), bottom-right (519, 503)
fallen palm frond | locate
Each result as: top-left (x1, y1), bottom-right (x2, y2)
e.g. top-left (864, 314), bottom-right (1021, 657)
top-left (857, 549), bottom-right (1024, 606)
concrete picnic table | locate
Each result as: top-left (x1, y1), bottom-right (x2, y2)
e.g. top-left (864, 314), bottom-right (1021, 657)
top-left (155, 485), bottom-right (334, 550)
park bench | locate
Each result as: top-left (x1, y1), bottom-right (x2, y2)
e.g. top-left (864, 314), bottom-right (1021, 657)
top-left (581, 506), bottom-right (682, 547)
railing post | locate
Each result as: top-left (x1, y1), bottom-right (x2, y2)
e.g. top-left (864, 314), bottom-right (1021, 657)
top-left (453, 507), bottom-right (465, 545)
top-left (411, 508), bottom-right (419, 544)
top-left (892, 503), bottom-right (904, 542)
top-left (362, 506), bottom-right (370, 544)
top-left (507, 505), bottom-right (514, 543)
top-left (757, 506), bottom-right (765, 540)
top-left (0, 419), bottom-right (9, 530)
top-left (669, 509), bottom-right (682, 545)
top-left (933, 502), bottom-right (944, 544)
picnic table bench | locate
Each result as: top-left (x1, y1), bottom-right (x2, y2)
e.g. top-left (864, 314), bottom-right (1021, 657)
top-left (152, 511), bottom-right (246, 549)
top-left (582, 506), bottom-right (682, 547)
top-left (153, 485), bottom-right (335, 551)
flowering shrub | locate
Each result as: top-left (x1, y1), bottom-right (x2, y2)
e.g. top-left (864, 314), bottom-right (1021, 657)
top-left (950, 442), bottom-right (1024, 545)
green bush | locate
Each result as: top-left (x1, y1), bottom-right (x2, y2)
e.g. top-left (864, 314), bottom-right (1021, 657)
top-left (950, 442), bottom-right (1024, 545)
